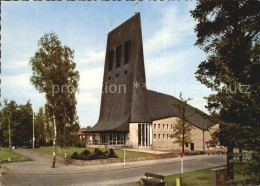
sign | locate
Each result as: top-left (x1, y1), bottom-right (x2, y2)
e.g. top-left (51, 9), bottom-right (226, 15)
top-left (179, 151), bottom-right (184, 159)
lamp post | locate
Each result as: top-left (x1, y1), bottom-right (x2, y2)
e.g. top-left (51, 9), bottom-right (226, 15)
top-left (33, 109), bottom-right (35, 149)
top-left (124, 147), bottom-right (126, 166)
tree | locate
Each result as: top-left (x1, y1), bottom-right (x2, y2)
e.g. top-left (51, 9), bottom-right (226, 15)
top-left (44, 104), bottom-right (54, 145)
top-left (171, 118), bottom-right (193, 149)
top-left (191, 0), bottom-right (260, 183)
top-left (35, 107), bottom-right (46, 146)
top-left (29, 32), bottom-right (80, 167)
top-left (2, 99), bottom-right (18, 149)
top-left (0, 99), bottom-right (33, 147)
top-left (171, 93), bottom-right (193, 153)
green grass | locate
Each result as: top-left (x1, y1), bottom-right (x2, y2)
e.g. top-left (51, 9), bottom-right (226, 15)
top-left (33, 146), bottom-right (153, 158)
top-left (140, 163), bottom-right (253, 186)
top-left (161, 167), bottom-right (215, 186)
top-left (0, 148), bottom-right (31, 163)
top-left (138, 167), bottom-right (224, 186)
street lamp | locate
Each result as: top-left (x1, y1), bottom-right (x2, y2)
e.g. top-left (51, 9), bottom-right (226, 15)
top-left (33, 110), bottom-right (35, 149)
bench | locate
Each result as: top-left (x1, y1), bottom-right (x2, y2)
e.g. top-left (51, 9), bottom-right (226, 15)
top-left (140, 173), bottom-right (167, 186)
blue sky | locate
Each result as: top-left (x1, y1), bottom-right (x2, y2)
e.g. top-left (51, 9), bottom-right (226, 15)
top-left (2, 1), bottom-right (212, 128)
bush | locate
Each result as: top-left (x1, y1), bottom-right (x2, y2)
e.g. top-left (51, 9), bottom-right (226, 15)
top-left (82, 150), bottom-right (90, 156)
top-left (93, 148), bottom-right (107, 159)
top-left (71, 152), bottom-right (79, 159)
top-left (72, 148), bottom-right (118, 161)
top-left (108, 148), bottom-right (118, 158)
top-left (78, 153), bottom-right (87, 160)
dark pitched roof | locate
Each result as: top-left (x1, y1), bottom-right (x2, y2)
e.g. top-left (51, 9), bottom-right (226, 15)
top-left (145, 90), bottom-right (214, 129)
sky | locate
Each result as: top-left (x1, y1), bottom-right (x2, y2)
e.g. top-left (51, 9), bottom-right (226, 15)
top-left (1, 1), bottom-right (213, 128)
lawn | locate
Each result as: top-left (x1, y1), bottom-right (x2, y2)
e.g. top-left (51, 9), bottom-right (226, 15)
top-left (0, 148), bottom-right (31, 163)
top-left (138, 167), bottom-right (223, 186)
top-left (141, 163), bottom-right (253, 186)
top-left (162, 167), bottom-right (215, 186)
top-left (33, 146), bottom-right (154, 158)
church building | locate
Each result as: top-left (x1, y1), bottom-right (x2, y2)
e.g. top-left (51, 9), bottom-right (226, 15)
top-left (84, 13), bottom-right (218, 151)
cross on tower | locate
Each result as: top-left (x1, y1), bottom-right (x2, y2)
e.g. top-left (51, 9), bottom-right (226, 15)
top-left (134, 1), bottom-right (139, 14)
top-left (109, 20), bottom-right (113, 31)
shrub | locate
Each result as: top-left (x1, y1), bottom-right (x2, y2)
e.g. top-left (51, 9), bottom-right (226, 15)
top-left (94, 148), bottom-right (107, 159)
top-left (82, 150), bottom-right (90, 156)
top-left (108, 148), bottom-right (118, 158)
top-left (71, 152), bottom-right (79, 159)
top-left (78, 153), bottom-right (87, 160)
top-left (86, 154), bottom-right (96, 160)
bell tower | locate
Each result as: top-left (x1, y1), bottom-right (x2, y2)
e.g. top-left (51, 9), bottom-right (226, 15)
top-left (92, 13), bottom-right (151, 132)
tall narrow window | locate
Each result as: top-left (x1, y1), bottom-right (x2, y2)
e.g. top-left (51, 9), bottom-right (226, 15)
top-left (116, 45), bottom-right (122, 68)
top-left (108, 50), bottom-right (114, 71)
top-left (124, 40), bottom-right (131, 64)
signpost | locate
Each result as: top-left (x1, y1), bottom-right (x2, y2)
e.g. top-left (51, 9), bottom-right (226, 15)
top-left (180, 151), bottom-right (184, 174)
top-left (176, 151), bottom-right (184, 186)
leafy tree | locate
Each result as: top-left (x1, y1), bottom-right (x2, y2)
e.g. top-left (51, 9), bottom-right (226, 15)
top-left (29, 32), bottom-right (80, 167)
top-left (1, 99), bottom-right (18, 148)
top-left (171, 118), bottom-right (193, 148)
top-left (44, 104), bottom-right (53, 145)
top-left (0, 99), bottom-right (33, 147)
top-left (35, 107), bottom-right (46, 146)
top-left (191, 0), bottom-right (260, 183)
top-left (170, 93), bottom-right (193, 153)
top-left (16, 101), bottom-right (33, 147)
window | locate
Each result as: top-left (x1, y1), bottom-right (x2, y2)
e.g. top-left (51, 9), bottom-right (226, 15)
top-left (163, 124), bottom-right (165, 130)
top-left (171, 124), bottom-right (173, 131)
top-left (167, 124), bottom-right (169, 130)
top-left (158, 134), bottom-right (160, 139)
top-left (154, 124), bottom-right (156, 129)
top-left (158, 124), bottom-right (160, 129)
top-left (185, 143), bottom-right (189, 147)
top-left (154, 134), bottom-right (156, 140)
top-left (163, 134), bottom-right (165, 140)
top-left (190, 143), bottom-right (194, 151)
top-left (116, 45), bottom-right (122, 68)
top-left (167, 134), bottom-right (169, 140)
top-left (108, 50), bottom-right (114, 71)
top-left (124, 40), bottom-right (131, 64)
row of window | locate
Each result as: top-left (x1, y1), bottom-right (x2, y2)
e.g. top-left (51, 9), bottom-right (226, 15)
top-left (109, 40), bottom-right (131, 71)
top-left (154, 134), bottom-right (171, 141)
top-left (154, 123), bottom-right (173, 131)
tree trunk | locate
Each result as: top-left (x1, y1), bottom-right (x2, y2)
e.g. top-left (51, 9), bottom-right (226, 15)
top-left (65, 146), bottom-right (68, 165)
top-left (239, 146), bottom-right (242, 161)
top-left (52, 116), bottom-right (57, 168)
top-left (227, 145), bottom-right (234, 180)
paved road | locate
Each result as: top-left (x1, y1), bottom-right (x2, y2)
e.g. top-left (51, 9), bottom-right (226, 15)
top-left (0, 149), bottom-right (226, 185)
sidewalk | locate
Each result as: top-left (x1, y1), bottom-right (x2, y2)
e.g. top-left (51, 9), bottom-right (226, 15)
top-left (2, 148), bottom-right (225, 175)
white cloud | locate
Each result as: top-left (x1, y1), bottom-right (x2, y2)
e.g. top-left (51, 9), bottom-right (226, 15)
top-left (143, 6), bottom-right (195, 55)
top-left (75, 47), bottom-right (105, 64)
top-left (4, 60), bottom-right (29, 70)
top-left (2, 73), bottom-right (31, 87)
top-left (77, 92), bottom-right (101, 105)
top-left (79, 67), bottom-right (104, 91)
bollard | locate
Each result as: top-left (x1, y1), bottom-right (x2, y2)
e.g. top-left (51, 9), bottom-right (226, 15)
top-left (176, 177), bottom-right (182, 186)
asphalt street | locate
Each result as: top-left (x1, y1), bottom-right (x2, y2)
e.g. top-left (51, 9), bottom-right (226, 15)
top-left (1, 154), bottom-right (226, 185)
